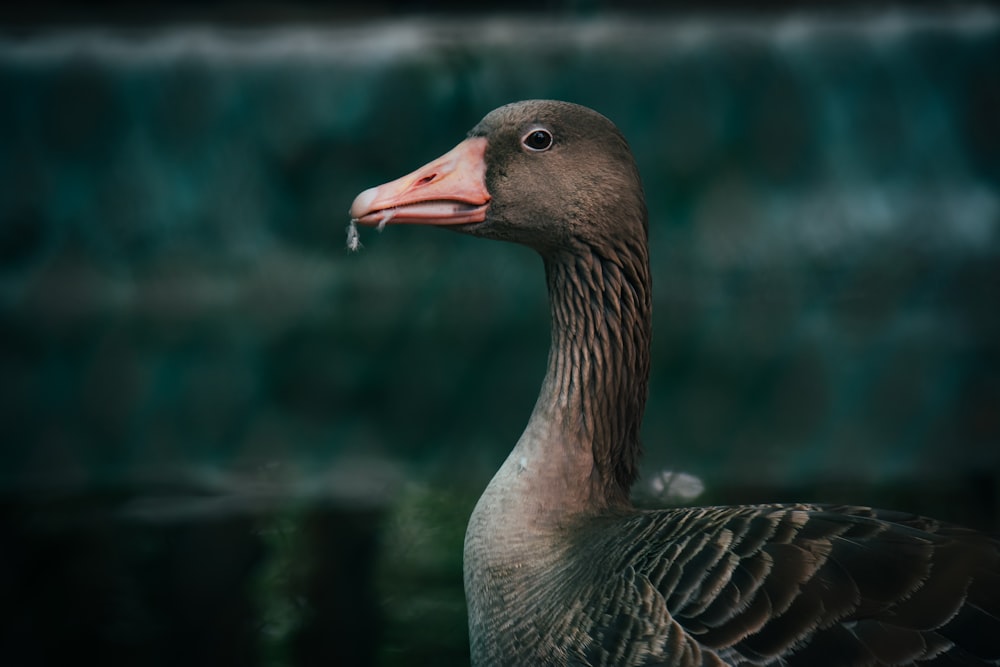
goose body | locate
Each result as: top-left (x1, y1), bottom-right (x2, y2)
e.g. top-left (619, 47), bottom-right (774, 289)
top-left (350, 100), bottom-right (1000, 666)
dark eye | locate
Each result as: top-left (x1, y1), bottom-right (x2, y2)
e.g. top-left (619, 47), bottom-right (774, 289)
top-left (522, 129), bottom-right (553, 152)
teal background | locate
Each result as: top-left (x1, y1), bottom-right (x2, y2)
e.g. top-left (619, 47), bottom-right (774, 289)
top-left (1, 10), bottom-right (998, 665)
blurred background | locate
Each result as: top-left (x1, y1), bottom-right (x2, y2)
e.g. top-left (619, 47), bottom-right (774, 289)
top-left (1, 2), bottom-right (998, 665)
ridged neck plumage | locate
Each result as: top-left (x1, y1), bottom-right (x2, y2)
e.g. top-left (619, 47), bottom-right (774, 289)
top-left (521, 228), bottom-right (652, 514)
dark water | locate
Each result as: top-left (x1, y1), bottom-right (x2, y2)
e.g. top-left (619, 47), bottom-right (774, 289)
top-left (1, 10), bottom-right (998, 665)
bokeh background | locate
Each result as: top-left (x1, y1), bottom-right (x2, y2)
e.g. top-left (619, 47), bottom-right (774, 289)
top-left (1, 3), bottom-right (998, 665)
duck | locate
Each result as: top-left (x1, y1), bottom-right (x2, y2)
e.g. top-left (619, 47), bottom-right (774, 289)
top-left (349, 100), bottom-right (1000, 667)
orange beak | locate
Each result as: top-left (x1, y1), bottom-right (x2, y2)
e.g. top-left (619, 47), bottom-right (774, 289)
top-left (349, 137), bottom-right (490, 227)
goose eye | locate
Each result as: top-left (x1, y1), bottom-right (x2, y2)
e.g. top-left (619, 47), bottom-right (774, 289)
top-left (522, 129), bottom-right (553, 152)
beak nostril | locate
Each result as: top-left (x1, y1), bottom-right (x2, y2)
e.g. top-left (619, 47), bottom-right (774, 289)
top-left (416, 174), bottom-right (436, 186)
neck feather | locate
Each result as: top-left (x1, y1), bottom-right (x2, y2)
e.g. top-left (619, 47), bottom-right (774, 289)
top-left (530, 233), bottom-right (652, 509)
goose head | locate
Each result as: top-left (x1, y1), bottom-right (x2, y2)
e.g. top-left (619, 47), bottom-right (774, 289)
top-left (350, 100), bottom-right (647, 256)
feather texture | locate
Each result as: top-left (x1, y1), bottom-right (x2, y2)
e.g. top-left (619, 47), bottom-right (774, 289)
top-left (468, 504), bottom-right (1000, 666)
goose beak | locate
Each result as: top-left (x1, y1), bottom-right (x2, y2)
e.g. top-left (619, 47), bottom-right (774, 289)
top-left (350, 137), bottom-right (490, 227)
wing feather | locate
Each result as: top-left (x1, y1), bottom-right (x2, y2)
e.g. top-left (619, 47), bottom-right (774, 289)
top-left (575, 504), bottom-right (1000, 666)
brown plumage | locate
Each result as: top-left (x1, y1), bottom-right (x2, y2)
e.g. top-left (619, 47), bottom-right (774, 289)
top-left (350, 100), bottom-right (1000, 666)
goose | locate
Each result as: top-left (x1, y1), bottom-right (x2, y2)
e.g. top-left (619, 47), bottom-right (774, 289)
top-left (349, 100), bottom-right (1000, 666)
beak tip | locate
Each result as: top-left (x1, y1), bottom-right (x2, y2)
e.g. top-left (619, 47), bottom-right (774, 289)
top-left (349, 186), bottom-right (379, 221)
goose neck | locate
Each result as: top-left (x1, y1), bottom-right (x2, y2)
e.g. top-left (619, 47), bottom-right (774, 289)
top-left (523, 239), bottom-right (652, 510)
